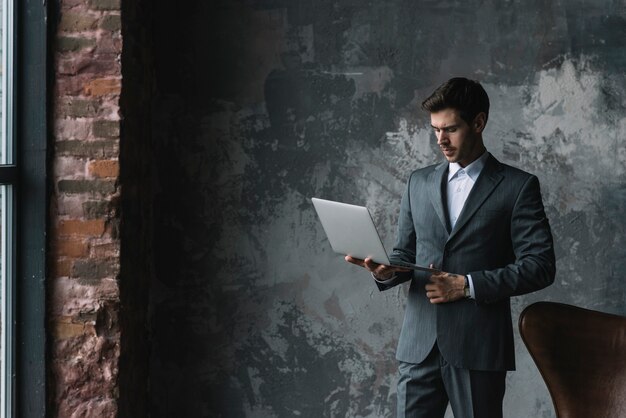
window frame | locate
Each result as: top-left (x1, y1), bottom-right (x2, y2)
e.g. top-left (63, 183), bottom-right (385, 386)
top-left (0, 0), bottom-right (16, 415)
top-left (1, 0), bottom-right (47, 417)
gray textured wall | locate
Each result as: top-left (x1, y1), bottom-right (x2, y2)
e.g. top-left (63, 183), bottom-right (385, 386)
top-left (149, 1), bottom-right (626, 416)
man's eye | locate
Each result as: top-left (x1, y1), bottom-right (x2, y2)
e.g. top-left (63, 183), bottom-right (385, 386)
top-left (446, 128), bottom-right (456, 133)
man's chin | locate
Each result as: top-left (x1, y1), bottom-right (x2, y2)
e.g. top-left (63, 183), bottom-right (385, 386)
top-left (441, 149), bottom-right (457, 161)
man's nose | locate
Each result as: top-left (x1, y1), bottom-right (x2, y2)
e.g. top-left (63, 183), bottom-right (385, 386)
top-left (437, 132), bottom-right (448, 144)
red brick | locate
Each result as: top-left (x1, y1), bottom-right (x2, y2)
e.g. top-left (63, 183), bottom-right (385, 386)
top-left (57, 36), bottom-right (97, 53)
top-left (57, 219), bottom-right (106, 237)
top-left (52, 319), bottom-right (95, 340)
top-left (56, 77), bottom-right (86, 96)
top-left (88, 0), bottom-right (121, 11)
top-left (91, 241), bottom-right (120, 258)
top-left (58, 55), bottom-right (121, 76)
top-left (84, 78), bottom-right (121, 96)
top-left (95, 36), bottom-right (123, 55)
top-left (52, 238), bottom-right (90, 257)
top-left (56, 74), bottom-right (97, 96)
top-left (57, 98), bottom-right (101, 118)
top-left (100, 14), bottom-right (121, 32)
top-left (61, 0), bottom-right (89, 8)
top-left (88, 160), bottom-right (119, 178)
top-left (58, 13), bottom-right (99, 32)
top-left (51, 259), bottom-right (73, 278)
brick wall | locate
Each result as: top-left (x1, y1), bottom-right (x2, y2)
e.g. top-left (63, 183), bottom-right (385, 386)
top-left (50, 0), bottom-right (122, 416)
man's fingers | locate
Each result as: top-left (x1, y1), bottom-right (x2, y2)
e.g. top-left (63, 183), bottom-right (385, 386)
top-left (363, 257), bottom-right (381, 270)
top-left (426, 282), bottom-right (447, 303)
top-left (346, 255), bottom-right (411, 280)
top-left (429, 272), bottom-right (446, 282)
top-left (425, 287), bottom-right (445, 304)
top-left (345, 255), bottom-right (366, 267)
top-left (426, 286), bottom-right (447, 303)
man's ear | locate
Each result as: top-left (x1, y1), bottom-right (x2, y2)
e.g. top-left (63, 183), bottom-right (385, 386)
top-left (473, 112), bottom-right (487, 133)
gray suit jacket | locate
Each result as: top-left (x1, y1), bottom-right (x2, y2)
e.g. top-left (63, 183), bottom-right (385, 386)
top-left (378, 153), bottom-right (555, 371)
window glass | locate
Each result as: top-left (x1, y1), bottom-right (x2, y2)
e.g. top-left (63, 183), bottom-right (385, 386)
top-left (0, 183), bottom-right (15, 418)
top-left (0, 1), bottom-right (12, 416)
top-left (0, 185), bottom-right (7, 418)
top-left (0, 0), bottom-right (5, 411)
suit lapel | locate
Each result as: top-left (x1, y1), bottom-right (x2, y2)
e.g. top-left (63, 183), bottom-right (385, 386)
top-left (448, 154), bottom-right (504, 241)
top-left (427, 162), bottom-right (450, 233)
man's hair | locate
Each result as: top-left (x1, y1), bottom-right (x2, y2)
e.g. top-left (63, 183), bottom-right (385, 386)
top-left (421, 77), bottom-right (490, 125)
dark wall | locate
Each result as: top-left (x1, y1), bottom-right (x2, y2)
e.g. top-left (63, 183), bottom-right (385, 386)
top-left (119, 0), bottom-right (154, 416)
top-left (147, 1), bottom-right (626, 416)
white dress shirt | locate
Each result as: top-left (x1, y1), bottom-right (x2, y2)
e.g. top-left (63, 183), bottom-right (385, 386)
top-left (445, 151), bottom-right (489, 298)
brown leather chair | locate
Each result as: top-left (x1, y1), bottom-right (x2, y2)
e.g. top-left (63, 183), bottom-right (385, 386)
top-left (519, 302), bottom-right (626, 418)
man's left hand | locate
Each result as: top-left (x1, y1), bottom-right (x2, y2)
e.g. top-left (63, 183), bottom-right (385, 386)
top-left (425, 271), bottom-right (466, 304)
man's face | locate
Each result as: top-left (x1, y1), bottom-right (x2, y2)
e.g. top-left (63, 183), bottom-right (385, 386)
top-left (430, 108), bottom-right (485, 167)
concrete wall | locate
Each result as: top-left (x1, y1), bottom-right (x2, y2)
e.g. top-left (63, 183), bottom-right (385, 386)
top-left (148, 1), bottom-right (626, 416)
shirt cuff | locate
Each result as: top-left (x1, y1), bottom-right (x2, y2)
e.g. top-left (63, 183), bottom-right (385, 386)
top-left (372, 272), bottom-right (396, 284)
top-left (467, 274), bottom-right (476, 299)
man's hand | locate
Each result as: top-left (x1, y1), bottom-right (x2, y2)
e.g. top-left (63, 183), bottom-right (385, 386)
top-left (425, 271), bottom-right (466, 304)
top-left (344, 255), bottom-right (410, 280)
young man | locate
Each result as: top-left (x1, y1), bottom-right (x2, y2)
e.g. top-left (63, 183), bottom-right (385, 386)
top-left (346, 78), bottom-right (555, 418)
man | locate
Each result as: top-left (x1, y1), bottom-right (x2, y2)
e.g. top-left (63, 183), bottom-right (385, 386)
top-left (346, 77), bottom-right (555, 418)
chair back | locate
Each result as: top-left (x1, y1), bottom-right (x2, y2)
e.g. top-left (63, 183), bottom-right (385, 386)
top-left (519, 302), bottom-right (626, 418)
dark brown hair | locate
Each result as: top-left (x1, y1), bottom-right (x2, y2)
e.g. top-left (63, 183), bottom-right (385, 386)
top-left (421, 77), bottom-right (490, 125)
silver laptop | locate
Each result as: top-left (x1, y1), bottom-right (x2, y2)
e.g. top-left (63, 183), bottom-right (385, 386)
top-left (311, 197), bottom-right (437, 272)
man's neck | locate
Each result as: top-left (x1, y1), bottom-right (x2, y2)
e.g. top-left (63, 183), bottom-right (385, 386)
top-left (458, 143), bottom-right (487, 168)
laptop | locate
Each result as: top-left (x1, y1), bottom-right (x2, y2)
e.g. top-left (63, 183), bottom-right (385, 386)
top-left (311, 197), bottom-right (437, 272)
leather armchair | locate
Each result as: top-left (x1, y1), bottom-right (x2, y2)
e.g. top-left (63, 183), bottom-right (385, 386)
top-left (519, 302), bottom-right (626, 418)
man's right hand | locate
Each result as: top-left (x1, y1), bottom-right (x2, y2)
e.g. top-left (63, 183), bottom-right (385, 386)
top-left (344, 255), bottom-right (410, 281)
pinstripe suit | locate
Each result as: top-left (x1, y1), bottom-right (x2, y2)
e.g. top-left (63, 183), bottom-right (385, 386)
top-left (378, 153), bottom-right (555, 372)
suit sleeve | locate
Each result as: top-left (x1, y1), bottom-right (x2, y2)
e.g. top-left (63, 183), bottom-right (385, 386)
top-left (469, 175), bottom-right (556, 303)
top-left (375, 174), bottom-right (416, 291)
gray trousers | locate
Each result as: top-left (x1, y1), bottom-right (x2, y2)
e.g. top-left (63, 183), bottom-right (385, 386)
top-left (397, 344), bottom-right (506, 418)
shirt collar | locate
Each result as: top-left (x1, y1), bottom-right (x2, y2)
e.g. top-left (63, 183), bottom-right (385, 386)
top-left (448, 151), bottom-right (489, 182)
